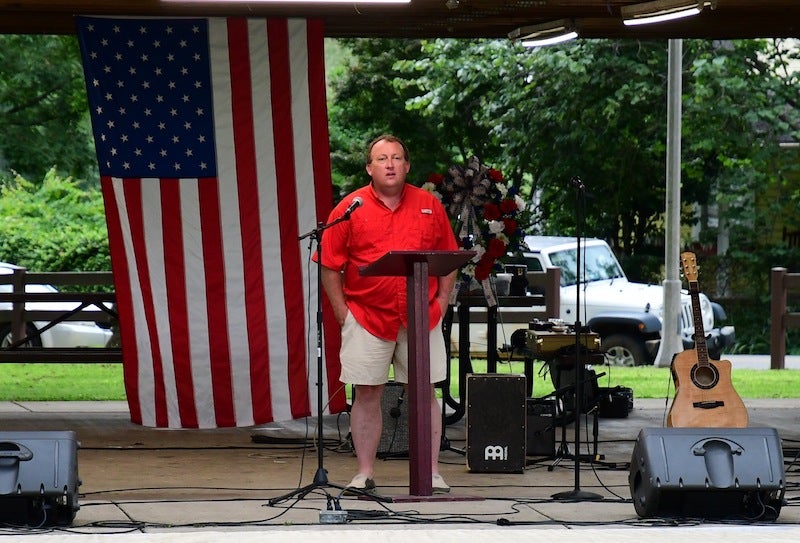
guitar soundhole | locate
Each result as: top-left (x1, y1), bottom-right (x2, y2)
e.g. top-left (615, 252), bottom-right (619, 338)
top-left (691, 364), bottom-right (719, 390)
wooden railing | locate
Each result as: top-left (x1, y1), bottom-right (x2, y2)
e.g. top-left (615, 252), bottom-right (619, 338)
top-left (782, 226), bottom-right (800, 249)
top-left (0, 265), bottom-right (121, 363)
top-left (770, 267), bottom-right (800, 369)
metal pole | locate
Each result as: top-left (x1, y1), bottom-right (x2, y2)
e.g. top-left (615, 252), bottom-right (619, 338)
top-left (654, 38), bottom-right (685, 367)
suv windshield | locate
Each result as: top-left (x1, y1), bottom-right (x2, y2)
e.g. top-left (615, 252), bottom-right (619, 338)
top-left (549, 244), bottom-right (625, 286)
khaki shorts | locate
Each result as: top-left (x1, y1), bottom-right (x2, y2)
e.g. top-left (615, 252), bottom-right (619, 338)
top-left (339, 312), bottom-right (447, 386)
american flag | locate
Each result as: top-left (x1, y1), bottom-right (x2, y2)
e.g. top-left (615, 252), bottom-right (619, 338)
top-left (77, 16), bottom-right (345, 428)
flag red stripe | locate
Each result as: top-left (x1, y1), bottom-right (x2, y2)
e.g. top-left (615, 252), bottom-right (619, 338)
top-left (160, 180), bottom-right (199, 427)
top-left (227, 19), bottom-right (273, 422)
top-left (198, 177), bottom-right (236, 427)
top-left (268, 19), bottom-right (310, 418)
top-left (101, 177), bottom-right (142, 424)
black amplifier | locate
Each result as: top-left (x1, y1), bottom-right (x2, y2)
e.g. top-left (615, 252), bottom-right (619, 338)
top-left (526, 398), bottom-right (556, 457)
top-left (598, 386), bottom-right (633, 418)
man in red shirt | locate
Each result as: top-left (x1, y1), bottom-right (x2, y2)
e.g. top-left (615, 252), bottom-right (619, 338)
top-left (320, 134), bottom-right (458, 494)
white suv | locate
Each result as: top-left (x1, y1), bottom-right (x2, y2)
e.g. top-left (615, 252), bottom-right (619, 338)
top-left (454, 236), bottom-right (735, 366)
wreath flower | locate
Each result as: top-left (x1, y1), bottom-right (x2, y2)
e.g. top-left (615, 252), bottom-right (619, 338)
top-left (422, 156), bottom-right (530, 304)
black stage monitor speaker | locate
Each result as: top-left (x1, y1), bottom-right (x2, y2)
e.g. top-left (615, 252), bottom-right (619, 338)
top-left (629, 427), bottom-right (785, 520)
top-left (0, 431), bottom-right (80, 526)
top-left (526, 398), bottom-right (556, 457)
top-left (466, 374), bottom-right (526, 473)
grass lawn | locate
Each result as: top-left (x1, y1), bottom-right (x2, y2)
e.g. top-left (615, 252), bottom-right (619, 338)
top-left (468, 360), bottom-right (800, 400)
top-left (0, 358), bottom-right (799, 401)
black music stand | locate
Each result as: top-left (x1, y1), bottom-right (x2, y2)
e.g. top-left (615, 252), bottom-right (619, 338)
top-left (360, 250), bottom-right (478, 501)
top-left (552, 178), bottom-right (603, 502)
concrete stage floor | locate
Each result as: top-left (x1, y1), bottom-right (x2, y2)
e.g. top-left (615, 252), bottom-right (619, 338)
top-left (0, 387), bottom-right (798, 542)
top-left (1, 353), bottom-right (800, 539)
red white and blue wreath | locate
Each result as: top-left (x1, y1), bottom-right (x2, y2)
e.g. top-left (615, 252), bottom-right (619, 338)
top-left (423, 156), bottom-right (530, 306)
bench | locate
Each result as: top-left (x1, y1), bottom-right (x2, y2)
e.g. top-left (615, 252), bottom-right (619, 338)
top-left (0, 265), bottom-right (122, 363)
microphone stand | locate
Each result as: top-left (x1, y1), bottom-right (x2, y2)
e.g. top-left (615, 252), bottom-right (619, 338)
top-left (268, 206), bottom-right (364, 506)
top-left (552, 177), bottom-right (603, 502)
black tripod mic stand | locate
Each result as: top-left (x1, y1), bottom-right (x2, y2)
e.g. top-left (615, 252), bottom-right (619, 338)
top-left (269, 205), bottom-right (373, 506)
top-left (551, 177), bottom-right (603, 502)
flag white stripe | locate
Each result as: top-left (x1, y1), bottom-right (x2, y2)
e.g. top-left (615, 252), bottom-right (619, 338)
top-left (179, 178), bottom-right (216, 429)
top-left (208, 18), bottom-right (256, 426)
top-left (246, 21), bottom-right (294, 421)
top-left (140, 181), bottom-right (180, 427)
top-left (287, 19), bottom-right (326, 413)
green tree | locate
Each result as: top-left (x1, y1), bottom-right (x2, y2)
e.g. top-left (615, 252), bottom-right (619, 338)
top-left (329, 37), bottom-right (799, 264)
top-left (0, 35), bottom-right (97, 184)
top-left (327, 38), bottom-right (458, 199)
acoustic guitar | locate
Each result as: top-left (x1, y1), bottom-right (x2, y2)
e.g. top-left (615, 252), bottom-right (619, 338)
top-left (666, 252), bottom-right (748, 428)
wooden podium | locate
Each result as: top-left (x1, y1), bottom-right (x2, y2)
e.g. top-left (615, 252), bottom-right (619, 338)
top-left (360, 250), bottom-right (474, 498)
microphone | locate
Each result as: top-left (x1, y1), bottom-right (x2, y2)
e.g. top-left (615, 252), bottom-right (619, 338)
top-left (343, 196), bottom-right (363, 218)
top-left (389, 389), bottom-right (405, 419)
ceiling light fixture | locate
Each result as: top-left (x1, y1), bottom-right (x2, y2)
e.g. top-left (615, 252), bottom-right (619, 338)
top-left (508, 19), bottom-right (577, 48)
top-left (621, 0), bottom-right (713, 27)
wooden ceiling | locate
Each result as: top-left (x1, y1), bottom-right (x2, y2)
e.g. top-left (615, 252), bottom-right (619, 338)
top-left (0, 1), bottom-right (798, 39)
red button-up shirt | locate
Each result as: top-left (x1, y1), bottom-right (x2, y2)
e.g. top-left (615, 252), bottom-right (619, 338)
top-left (320, 183), bottom-right (458, 341)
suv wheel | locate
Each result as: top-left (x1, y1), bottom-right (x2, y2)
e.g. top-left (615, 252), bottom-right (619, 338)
top-left (602, 334), bottom-right (647, 367)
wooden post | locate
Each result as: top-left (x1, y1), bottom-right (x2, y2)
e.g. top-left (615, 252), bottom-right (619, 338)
top-left (770, 267), bottom-right (787, 369)
top-left (545, 267), bottom-right (561, 319)
top-left (10, 265), bottom-right (26, 344)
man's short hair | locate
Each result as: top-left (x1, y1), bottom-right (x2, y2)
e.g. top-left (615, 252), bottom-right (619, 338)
top-left (365, 134), bottom-right (410, 164)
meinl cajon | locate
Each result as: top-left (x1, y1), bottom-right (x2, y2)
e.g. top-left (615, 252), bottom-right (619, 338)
top-left (466, 373), bottom-right (526, 473)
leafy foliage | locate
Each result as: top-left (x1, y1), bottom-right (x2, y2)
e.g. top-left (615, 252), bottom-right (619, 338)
top-left (328, 37), bottom-right (799, 256)
top-left (0, 35), bottom-right (97, 184)
top-left (0, 169), bottom-right (109, 271)
top-left (327, 37), bottom-right (800, 354)
top-left (327, 38), bottom-right (457, 199)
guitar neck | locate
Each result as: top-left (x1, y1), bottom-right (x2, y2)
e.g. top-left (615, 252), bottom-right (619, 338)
top-left (688, 281), bottom-right (708, 364)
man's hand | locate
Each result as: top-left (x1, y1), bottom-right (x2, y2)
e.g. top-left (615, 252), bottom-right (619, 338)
top-left (321, 266), bottom-right (349, 327)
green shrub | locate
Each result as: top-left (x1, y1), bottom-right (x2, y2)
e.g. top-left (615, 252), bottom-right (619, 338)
top-left (0, 168), bottom-right (109, 271)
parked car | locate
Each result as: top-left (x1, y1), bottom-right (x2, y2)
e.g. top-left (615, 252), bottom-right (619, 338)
top-left (450, 236), bottom-right (735, 366)
top-left (0, 262), bottom-right (113, 349)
